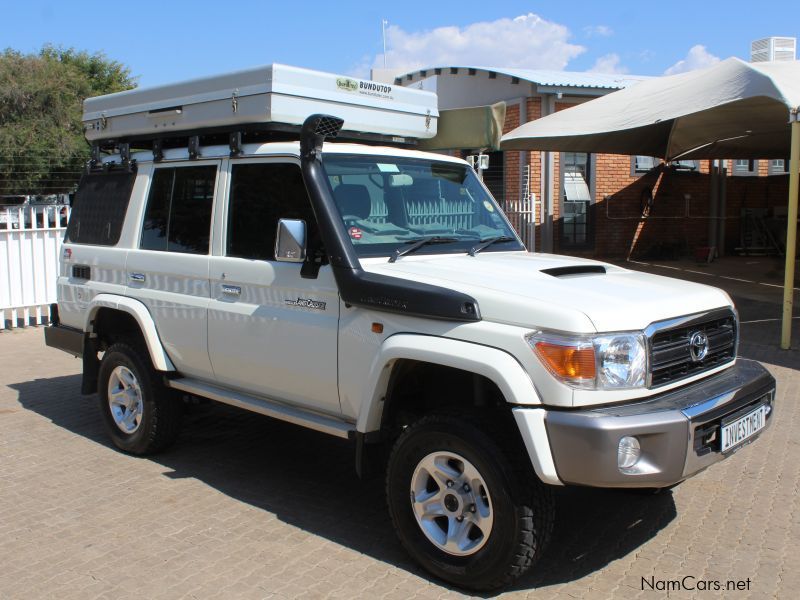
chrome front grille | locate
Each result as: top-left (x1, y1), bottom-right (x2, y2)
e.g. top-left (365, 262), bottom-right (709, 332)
top-left (648, 309), bottom-right (737, 387)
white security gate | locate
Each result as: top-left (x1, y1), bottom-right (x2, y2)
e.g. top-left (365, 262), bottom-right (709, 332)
top-left (0, 206), bottom-right (70, 329)
top-left (503, 165), bottom-right (538, 251)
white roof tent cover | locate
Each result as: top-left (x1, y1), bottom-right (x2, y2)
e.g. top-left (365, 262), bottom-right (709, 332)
top-left (83, 64), bottom-right (439, 145)
top-left (501, 58), bottom-right (800, 160)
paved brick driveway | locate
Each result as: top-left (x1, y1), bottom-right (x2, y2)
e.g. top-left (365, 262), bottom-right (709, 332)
top-left (1, 263), bottom-right (798, 599)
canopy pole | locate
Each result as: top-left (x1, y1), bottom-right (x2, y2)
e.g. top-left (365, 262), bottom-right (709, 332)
top-left (781, 113), bottom-right (800, 349)
top-left (709, 161), bottom-right (719, 252)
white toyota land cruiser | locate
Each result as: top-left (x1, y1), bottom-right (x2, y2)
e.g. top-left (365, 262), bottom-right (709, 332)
top-left (45, 65), bottom-right (776, 591)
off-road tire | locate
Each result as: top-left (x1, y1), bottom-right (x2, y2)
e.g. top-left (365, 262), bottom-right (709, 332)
top-left (98, 342), bottom-right (182, 455)
top-left (386, 414), bottom-right (554, 591)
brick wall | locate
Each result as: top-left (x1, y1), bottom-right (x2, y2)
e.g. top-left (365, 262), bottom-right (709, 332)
top-left (502, 103), bottom-right (521, 208)
top-left (500, 102), bottom-right (795, 258)
top-left (573, 161), bottom-right (792, 259)
top-left (525, 99), bottom-right (542, 232)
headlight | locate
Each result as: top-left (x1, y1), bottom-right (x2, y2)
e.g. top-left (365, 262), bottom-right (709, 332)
top-left (594, 333), bottom-right (647, 388)
top-left (526, 330), bottom-right (648, 390)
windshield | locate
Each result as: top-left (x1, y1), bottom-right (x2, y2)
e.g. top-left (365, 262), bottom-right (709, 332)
top-left (321, 154), bottom-right (524, 258)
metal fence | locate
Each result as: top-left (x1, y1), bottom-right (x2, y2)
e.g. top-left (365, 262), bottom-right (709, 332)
top-left (1, 206), bottom-right (69, 329)
top-left (504, 196), bottom-right (538, 251)
top-left (498, 165), bottom-right (538, 251)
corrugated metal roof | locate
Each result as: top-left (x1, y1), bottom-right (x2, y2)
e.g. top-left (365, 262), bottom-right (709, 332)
top-left (397, 66), bottom-right (649, 90)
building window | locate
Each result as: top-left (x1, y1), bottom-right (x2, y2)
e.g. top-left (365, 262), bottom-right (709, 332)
top-left (671, 159), bottom-right (699, 171)
top-left (732, 159), bottom-right (758, 176)
top-left (481, 151), bottom-right (505, 204)
top-left (560, 152), bottom-right (592, 249)
top-left (768, 159), bottom-right (788, 175)
top-left (631, 156), bottom-right (659, 176)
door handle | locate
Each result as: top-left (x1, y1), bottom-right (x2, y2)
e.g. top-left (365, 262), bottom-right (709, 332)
top-left (129, 273), bottom-right (145, 283)
top-left (221, 284), bottom-right (241, 297)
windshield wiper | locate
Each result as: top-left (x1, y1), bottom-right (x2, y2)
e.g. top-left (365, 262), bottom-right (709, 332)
top-left (468, 236), bottom-right (517, 257)
top-left (388, 236), bottom-right (460, 263)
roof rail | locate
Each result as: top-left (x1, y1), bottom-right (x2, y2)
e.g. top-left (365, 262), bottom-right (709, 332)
top-left (91, 121), bottom-right (419, 158)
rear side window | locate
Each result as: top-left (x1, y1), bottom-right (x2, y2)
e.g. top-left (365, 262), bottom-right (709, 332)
top-left (226, 163), bottom-right (316, 261)
top-left (141, 166), bottom-right (216, 254)
top-left (66, 169), bottom-right (136, 245)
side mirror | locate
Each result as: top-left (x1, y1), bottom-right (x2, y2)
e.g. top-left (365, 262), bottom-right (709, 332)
top-left (275, 219), bottom-right (307, 262)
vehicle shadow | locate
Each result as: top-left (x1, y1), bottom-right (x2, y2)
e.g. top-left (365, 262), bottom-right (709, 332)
top-left (10, 374), bottom-right (676, 594)
top-left (729, 294), bottom-right (800, 369)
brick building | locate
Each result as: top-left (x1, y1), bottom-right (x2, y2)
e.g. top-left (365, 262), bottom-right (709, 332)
top-left (388, 67), bottom-right (793, 260)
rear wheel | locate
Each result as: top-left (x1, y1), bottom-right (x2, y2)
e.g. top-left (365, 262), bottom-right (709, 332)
top-left (98, 342), bottom-right (182, 455)
top-left (386, 415), bottom-right (554, 591)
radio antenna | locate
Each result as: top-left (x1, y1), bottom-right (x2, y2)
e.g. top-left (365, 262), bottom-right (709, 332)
top-left (382, 19), bottom-right (388, 68)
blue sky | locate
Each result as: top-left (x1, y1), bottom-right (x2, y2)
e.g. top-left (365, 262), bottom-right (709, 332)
top-left (3, 0), bottom-right (797, 87)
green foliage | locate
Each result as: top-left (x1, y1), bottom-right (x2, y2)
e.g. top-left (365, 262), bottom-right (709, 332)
top-left (0, 46), bottom-right (136, 195)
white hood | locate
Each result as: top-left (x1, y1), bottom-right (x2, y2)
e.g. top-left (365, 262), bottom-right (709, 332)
top-left (362, 252), bottom-right (732, 333)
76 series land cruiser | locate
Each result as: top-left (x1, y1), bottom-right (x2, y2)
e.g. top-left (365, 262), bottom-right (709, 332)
top-left (45, 64), bottom-right (776, 591)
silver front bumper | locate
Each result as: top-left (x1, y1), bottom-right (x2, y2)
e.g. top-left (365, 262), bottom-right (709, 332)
top-left (541, 359), bottom-right (775, 488)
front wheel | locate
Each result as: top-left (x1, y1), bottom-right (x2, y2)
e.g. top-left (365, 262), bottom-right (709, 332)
top-left (98, 342), bottom-right (182, 455)
top-left (386, 415), bottom-right (554, 591)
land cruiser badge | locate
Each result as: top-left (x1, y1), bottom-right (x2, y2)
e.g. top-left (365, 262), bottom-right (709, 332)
top-left (285, 297), bottom-right (326, 311)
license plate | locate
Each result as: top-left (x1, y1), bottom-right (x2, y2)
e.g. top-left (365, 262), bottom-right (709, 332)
top-left (721, 404), bottom-right (767, 452)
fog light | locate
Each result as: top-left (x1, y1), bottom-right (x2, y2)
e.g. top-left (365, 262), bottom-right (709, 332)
top-left (618, 436), bottom-right (641, 470)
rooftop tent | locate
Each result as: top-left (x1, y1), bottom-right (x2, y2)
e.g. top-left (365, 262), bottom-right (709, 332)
top-left (500, 57), bottom-right (800, 349)
top-left (82, 64), bottom-right (440, 147)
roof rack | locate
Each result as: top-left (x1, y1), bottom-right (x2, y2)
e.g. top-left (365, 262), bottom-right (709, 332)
top-left (91, 121), bottom-right (421, 158)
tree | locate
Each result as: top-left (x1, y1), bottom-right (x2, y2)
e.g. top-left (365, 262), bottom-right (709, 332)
top-left (0, 46), bottom-right (136, 195)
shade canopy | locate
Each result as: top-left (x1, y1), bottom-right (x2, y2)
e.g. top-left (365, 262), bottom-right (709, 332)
top-left (501, 57), bottom-right (800, 160)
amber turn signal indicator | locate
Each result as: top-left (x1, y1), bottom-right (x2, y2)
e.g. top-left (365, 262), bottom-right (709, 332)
top-left (533, 342), bottom-right (596, 380)
top-left (371, 322), bottom-right (384, 334)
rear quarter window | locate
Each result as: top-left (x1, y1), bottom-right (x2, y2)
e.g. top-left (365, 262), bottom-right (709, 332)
top-left (66, 169), bottom-right (136, 246)
top-left (140, 165), bottom-right (216, 254)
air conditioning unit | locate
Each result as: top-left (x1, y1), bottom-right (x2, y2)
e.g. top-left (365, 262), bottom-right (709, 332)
top-left (750, 37), bottom-right (796, 62)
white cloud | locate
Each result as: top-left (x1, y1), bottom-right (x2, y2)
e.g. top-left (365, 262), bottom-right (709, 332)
top-left (370, 13), bottom-right (585, 74)
top-left (583, 25), bottom-right (613, 37)
top-left (664, 45), bottom-right (720, 75)
top-left (348, 55), bottom-right (373, 79)
top-left (588, 53), bottom-right (628, 74)
top-left (638, 49), bottom-right (656, 63)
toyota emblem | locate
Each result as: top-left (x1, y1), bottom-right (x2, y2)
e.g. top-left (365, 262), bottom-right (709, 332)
top-left (689, 331), bottom-right (709, 362)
